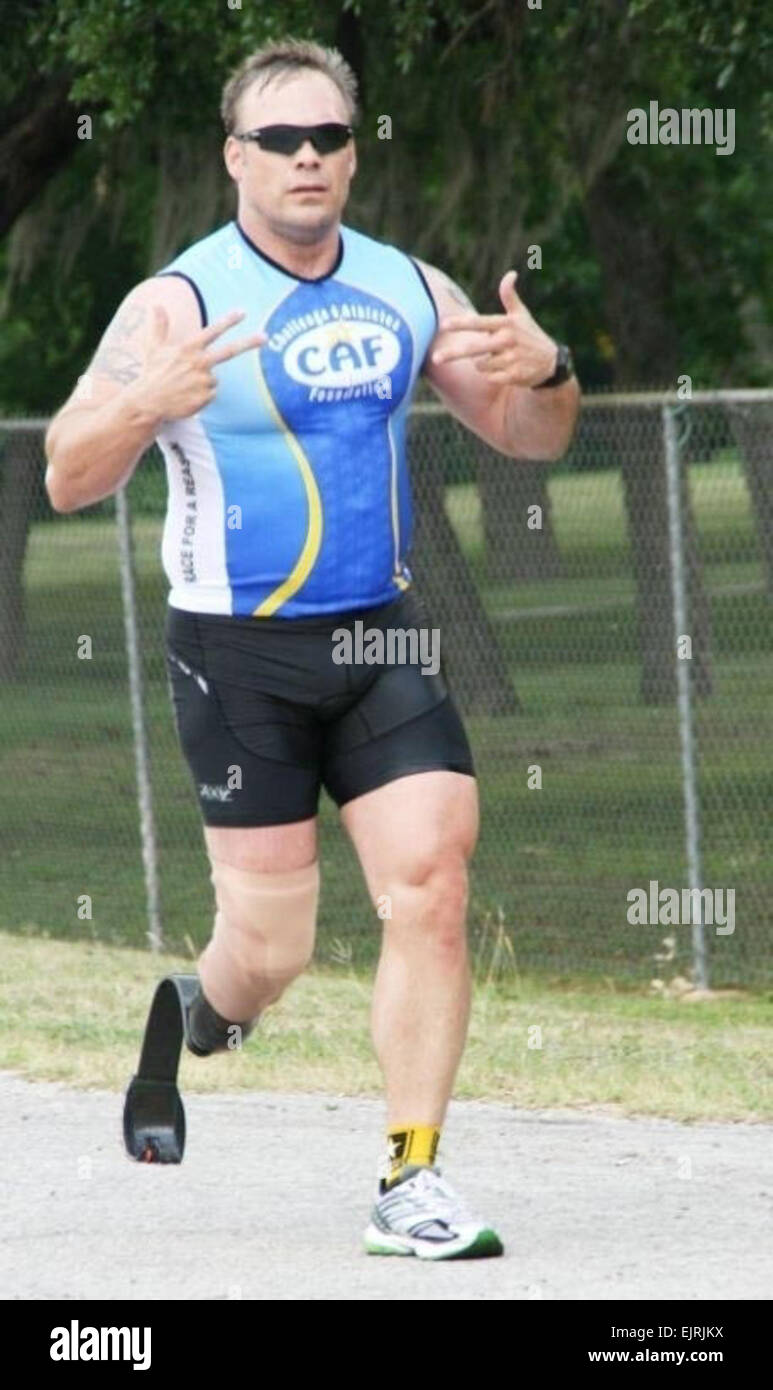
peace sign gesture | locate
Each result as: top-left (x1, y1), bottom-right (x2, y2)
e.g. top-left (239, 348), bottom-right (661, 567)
top-left (139, 307), bottom-right (268, 421)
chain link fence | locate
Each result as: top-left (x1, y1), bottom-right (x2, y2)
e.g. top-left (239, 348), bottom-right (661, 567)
top-left (1, 391), bottom-right (771, 985)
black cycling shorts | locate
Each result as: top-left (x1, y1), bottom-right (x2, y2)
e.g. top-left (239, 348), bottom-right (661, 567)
top-left (164, 588), bottom-right (475, 826)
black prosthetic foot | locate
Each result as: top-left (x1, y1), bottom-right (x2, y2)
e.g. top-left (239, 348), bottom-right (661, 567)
top-left (122, 974), bottom-right (200, 1164)
top-left (123, 976), bottom-right (257, 1164)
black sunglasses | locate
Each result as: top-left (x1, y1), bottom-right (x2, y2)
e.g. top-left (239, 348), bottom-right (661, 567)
top-left (233, 123), bottom-right (353, 155)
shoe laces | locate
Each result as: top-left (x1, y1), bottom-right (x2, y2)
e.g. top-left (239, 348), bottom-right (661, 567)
top-left (400, 1167), bottom-right (476, 1225)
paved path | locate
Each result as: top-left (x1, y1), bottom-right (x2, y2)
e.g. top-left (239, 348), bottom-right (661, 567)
top-left (1, 1073), bottom-right (770, 1300)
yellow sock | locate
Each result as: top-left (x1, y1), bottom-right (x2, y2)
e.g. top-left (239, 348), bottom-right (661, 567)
top-left (385, 1124), bottom-right (441, 1187)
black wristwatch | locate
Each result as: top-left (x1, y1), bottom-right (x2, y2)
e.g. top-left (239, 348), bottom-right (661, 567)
top-left (533, 343), bottom-right (574, 389)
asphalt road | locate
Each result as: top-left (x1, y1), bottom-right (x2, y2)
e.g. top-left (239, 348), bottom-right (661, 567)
top-left (1, 1072), bottom-right (771, 1301)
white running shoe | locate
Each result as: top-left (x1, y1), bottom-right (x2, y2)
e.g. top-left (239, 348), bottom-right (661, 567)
top-left (364, 1165), bottom-right (504, 1260)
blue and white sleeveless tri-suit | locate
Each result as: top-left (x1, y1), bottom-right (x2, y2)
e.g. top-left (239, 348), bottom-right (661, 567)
top-left (157, 220), bottom-right (475, 824)
top-left (156, 219), bottom-right (438, 618)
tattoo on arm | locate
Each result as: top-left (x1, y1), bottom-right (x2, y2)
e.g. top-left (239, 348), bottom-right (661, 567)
top-left (90, 305), bottom-right (147, 384)
top-left (89, 347), bottom-right (143, 385)
top-left (111, 305), bottom-right (146, 340)
top-left (435, 269), bottom-right (476, 312)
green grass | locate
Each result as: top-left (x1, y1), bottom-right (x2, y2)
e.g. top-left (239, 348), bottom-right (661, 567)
top-left (447, 453), bottom-right (763, 596)
top-left (1, 456), bottom-right (771, 986)
top-left (2, 933), bottom-right (771, 1120)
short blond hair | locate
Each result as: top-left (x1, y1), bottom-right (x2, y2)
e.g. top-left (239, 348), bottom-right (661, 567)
top-left (221, 38), bottom-right (360, 135)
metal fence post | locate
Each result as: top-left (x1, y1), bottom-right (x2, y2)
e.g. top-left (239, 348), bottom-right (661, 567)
top-left (116, 484), bottom-right (163, 951)
top-left (662, 403), bottom-right (708, 989)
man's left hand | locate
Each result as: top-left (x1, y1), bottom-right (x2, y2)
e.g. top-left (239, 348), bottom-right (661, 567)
top-left (431, 270), bottom-right (558, 387)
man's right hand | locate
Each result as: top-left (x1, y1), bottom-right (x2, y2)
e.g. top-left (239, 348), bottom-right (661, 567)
top-left (45, 276), bottom-right (269, 512)
top-left (124, 306), bottom-right (267, 425)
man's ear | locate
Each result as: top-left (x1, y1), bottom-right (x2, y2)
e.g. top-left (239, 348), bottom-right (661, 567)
top-left (223, 135), bottom-right (242, 182)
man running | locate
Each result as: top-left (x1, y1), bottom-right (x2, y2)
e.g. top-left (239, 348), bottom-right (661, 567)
top-left (44, 37), bottom-right (579, 1260)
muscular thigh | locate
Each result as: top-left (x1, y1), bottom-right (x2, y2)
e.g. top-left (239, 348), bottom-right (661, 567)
top-left (341, 770), bottom-right (479, 901)
top-left (205, 818), bottom-right (318, 872)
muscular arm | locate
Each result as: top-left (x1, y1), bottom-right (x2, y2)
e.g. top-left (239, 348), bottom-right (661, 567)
top-left (415, 259), bottom-right (579, 462)
top-left (498, 360), bottom-right (579, 462)
top-left (44, 277), bottom-right (200, 513)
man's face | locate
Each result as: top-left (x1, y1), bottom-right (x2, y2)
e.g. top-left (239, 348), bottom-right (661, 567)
top-left (224, 71), bottom-right (357, 244)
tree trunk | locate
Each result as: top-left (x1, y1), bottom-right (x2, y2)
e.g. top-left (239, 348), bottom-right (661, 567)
top-left (0, 429), bottom-right (43, 680)
top-left (727, 402), bottom-right (773, 600)
top-left (586, 165), bottom-right (713, 702)
top-left (477, 444), bottom-right (563, 582)
top-left (408, 416), bottom-right (519, 715)
top-left (0, 78), bottom-right (80, 238)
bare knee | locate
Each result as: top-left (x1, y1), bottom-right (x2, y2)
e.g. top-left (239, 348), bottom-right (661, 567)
top-left (386, 850), bottom-right (470, 959)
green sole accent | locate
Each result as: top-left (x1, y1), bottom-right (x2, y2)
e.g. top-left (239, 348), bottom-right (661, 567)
top-left (364, 1228), bottom-right (504, 1260)
top-left (440, 1228), bottom-right (504, 1260)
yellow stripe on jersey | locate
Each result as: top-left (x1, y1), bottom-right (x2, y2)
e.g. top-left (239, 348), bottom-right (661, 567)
top-left (252, 349), bottom-right (324, 617)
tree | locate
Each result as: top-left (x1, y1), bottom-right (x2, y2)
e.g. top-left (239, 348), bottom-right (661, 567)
top-left (0, 430), bottom-right (42, 680)
top-left (584, 168), bottom-right (714, 701)
top-left (409, 415), bottom-right (518, 714)
top-left (727, 403), bottom-right (773, 600)
top-left (477, 449), bottom-right (563, 584)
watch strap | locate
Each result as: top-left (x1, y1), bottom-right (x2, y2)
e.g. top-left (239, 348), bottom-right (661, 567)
top-left (534, 343), bottom-right (574, 389)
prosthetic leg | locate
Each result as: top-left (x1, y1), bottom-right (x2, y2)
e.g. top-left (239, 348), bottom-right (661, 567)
top-left (123, 858), bottom-right (318, 1163)
top-left (122, 975), bottom-right (254, 1164)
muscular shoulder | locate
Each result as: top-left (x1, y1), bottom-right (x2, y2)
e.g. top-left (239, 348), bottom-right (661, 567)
top-left (106, 275), bottom-right (203, 353)
top-left (411, 258), bottom-right (477, 318)
top-left (59, 274), bottom-right (201, 414)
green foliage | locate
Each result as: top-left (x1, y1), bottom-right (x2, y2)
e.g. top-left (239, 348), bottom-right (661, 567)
top-left (0, 145), bottom-right (155, 413)
top-left (1, 0), bottom-right (773, 409)
top-left (39, 0), bottom-right (325, 128)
